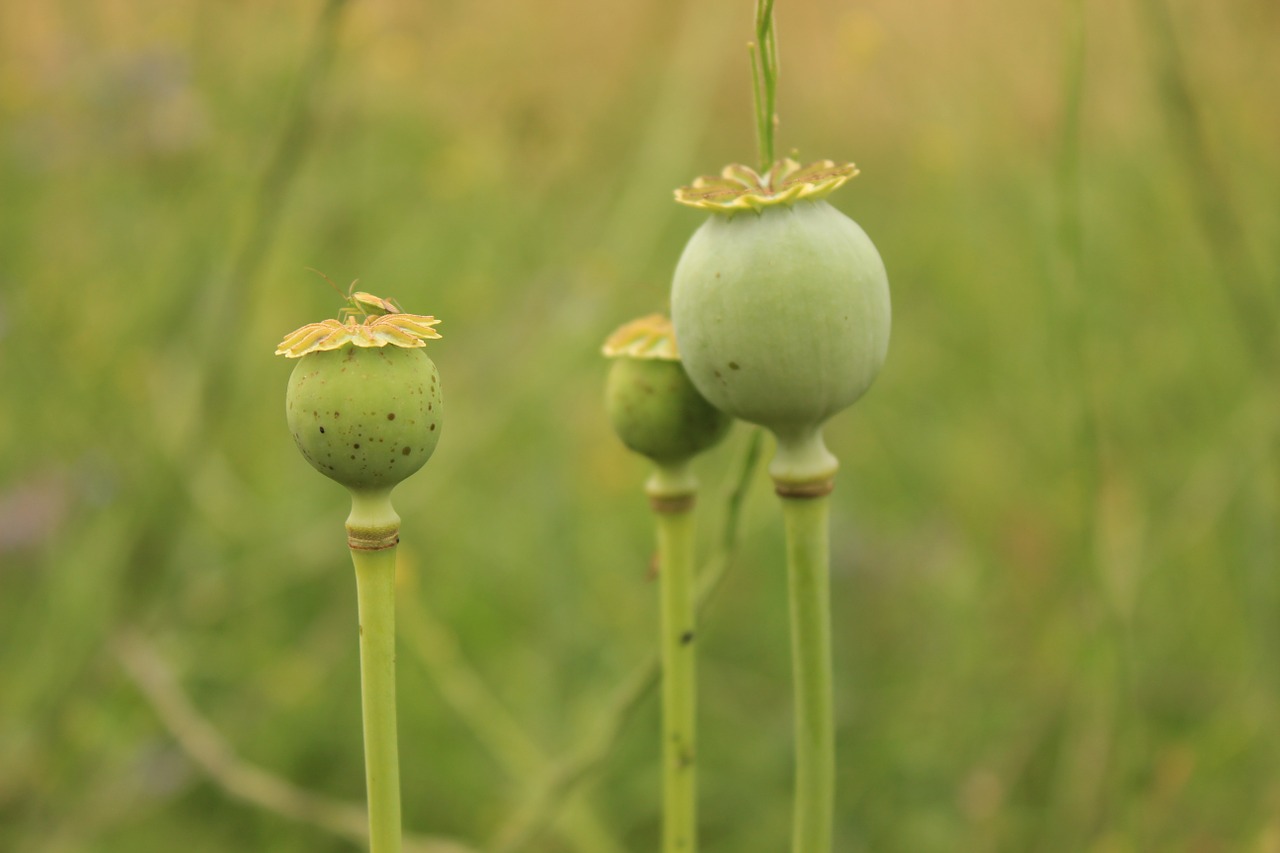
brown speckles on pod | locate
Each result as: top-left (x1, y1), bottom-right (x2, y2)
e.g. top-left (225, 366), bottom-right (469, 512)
top-left (285, 346), bottom-right (443, 490)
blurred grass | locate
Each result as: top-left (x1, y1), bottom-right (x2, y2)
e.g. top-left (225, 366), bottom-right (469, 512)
top-left (1, 0), bottom-right (1278, 851)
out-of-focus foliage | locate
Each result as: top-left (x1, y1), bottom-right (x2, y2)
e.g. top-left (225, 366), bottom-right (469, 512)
top-left (1, 0), bottom-right (1278, 851)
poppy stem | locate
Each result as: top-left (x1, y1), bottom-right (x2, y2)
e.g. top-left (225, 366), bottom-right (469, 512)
top-left (348, 490), bottom-right (403, 853)
top-left (648, 464), bottom-right (700, 853)
top-left (780, 491), bottom-right (834, 853)
top-left (770, 427), bottom-right (839, 852)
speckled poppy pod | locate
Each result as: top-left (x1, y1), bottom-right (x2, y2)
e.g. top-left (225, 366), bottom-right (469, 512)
top-left (277, 304), bottom-right (443, 496)
top-left (275, 288), bottom-right (443, 851)
top-left (670, 159), bottom-right (890, 492)
top-left (602, 314), bottom-right (732, 473)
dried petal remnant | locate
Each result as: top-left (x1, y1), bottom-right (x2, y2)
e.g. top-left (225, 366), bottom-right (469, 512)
top-left (276, 313), bottom-right (442, 358)
top-left (675, 159), bottom-right (858, 213)
top-left (602, 314), bottom-right (681, 361)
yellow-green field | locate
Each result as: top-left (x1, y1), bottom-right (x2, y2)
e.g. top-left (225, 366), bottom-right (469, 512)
top-left (1, 1), bottom-right (1278, 851)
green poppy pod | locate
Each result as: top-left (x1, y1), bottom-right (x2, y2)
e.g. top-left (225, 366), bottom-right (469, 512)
top-left (603, 314), bottom-right (731, 468)
top-left (670, 160), bottom-right (890, 488)
top-left (286, 346), bottom-right (441, 492)
top-left (277, 301), bottom-right (443, 495)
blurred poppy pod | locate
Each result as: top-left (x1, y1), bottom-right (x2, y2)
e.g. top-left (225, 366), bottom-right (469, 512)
top-left (603, 314), bottom-right (731, 467)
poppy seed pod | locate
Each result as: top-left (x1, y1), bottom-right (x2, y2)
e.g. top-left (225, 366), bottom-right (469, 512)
top-left (277, 299), bottom-right (443, 495)
top-left (285, 346), bottom-right (442, 491)
top-left (671, 161), bottom-right (890, 488)
top-left (603, 315), bottom-right (731, 468)
top-left (275, 284), bottom-right (442, 848)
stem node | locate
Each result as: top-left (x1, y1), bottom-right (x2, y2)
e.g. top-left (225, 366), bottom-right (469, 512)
top-left (774, 478), bottom-right (835, 500)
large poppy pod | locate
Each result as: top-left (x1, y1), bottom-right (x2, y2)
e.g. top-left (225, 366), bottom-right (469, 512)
top-left (671, 160), bottom-right (890, 490)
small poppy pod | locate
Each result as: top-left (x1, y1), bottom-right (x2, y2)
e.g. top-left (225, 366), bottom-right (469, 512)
top-left (603, 315), bottom-right (732, 467)
top-left (277, 301), bottom-right (443, 493)
top-left (670, 161), bottom-right (890, 444)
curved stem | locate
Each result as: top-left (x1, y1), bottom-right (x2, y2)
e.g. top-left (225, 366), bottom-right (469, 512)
top-left (489, 430), bottom-right (764, 853)
top-left (653, 485), bottom-right (698, 853)
top-left (351, 544), bottom-right (403, 853)
top-left (781, 493), bottom-right (834, 853)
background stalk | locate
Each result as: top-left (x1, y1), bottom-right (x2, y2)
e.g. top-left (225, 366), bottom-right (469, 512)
top-left (780, 492), bottom-right (834, 853)
top-left (749, 0), bottom-right (779, 171)
top-left (351, 543), bottom-right (404, 853)
top-left (650, 469), bottom-right (699, 853)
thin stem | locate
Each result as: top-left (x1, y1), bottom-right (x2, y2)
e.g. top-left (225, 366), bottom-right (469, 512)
top-left (197, 0), bottom-right (350, 422)
top-left (748, 41), bottom-right (766, 167)
top-left (489, 430), bottom-right (764, 853)
top-left (397, 596), bottom-right (624, 853)
top-left (653, 486), bottom-right (698, 853)
top-left (750, 0), bottom-right (779, 171)
top-left (781, 494), bottom-right (834, 853)
top-left (118, 0), bottom-right (351, 613)
top-left (1137, 0), bottom-right (1275, 367)
top-left (113, 630), bottom-right (473, 853)
top-left (351, 545), bottom-right (403, 853)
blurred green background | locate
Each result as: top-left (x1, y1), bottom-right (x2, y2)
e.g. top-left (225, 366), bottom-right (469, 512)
top-left (1, 0), bottom-right (1277, 851)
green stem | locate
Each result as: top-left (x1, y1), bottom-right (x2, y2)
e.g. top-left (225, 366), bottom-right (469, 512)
top-left (351, 545), bottom-right (403, 853)
top-left (781, 493), bottom-right (834, 853)
top-left (750, 0), bottom-right (779, 172)
top-left (489, 431), bottom-right (764, 853)
top-left (347, 488), bottom-right (403, 853)
top-left (650, 466), bottom-right (699, 853)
